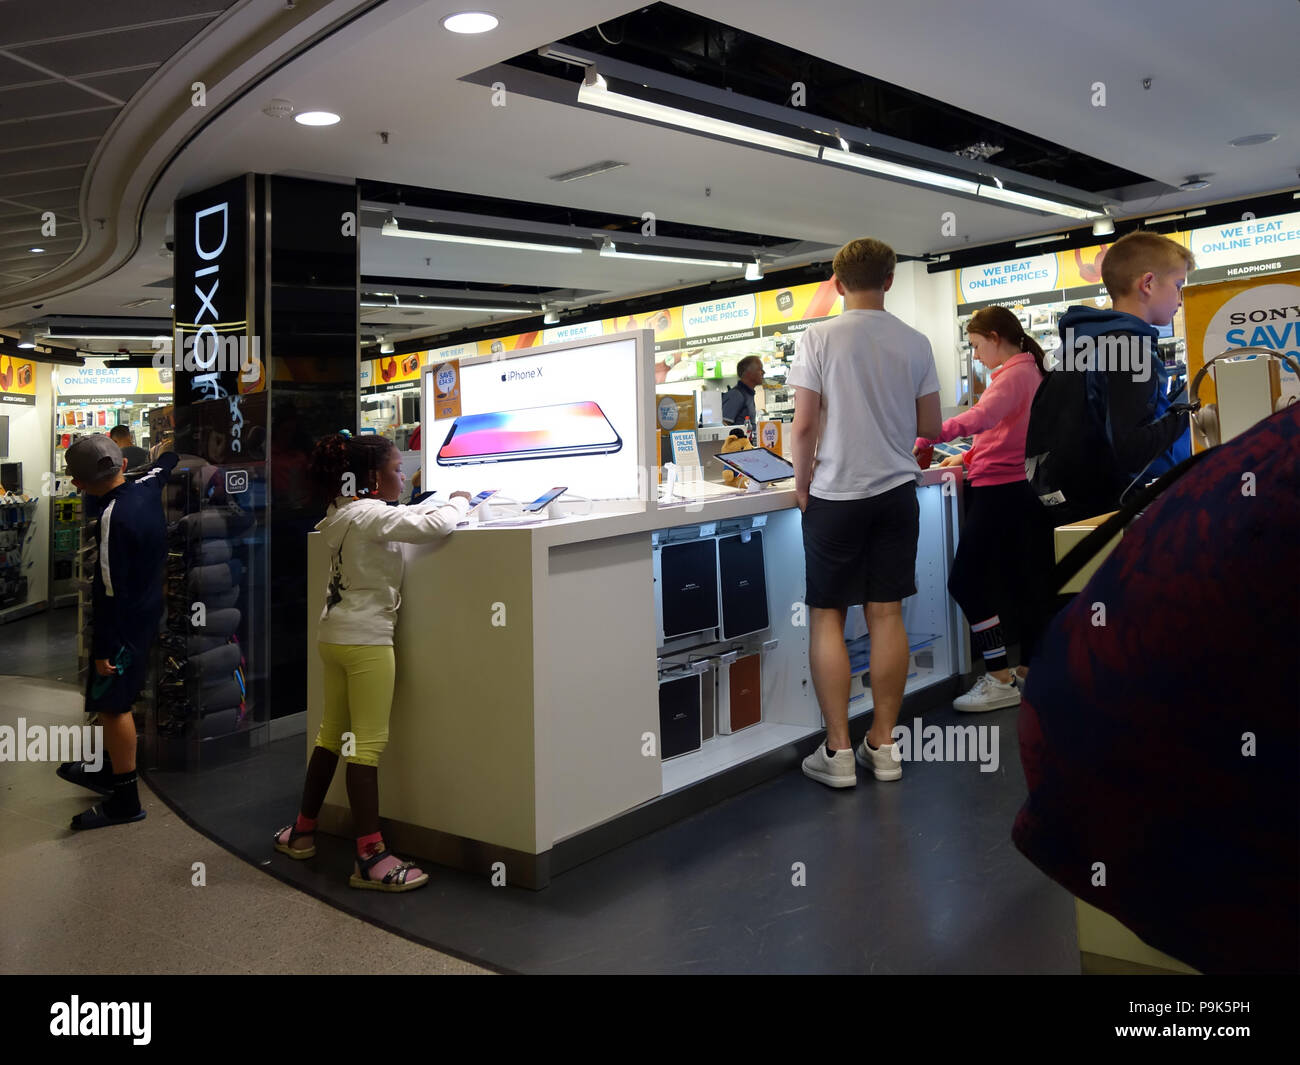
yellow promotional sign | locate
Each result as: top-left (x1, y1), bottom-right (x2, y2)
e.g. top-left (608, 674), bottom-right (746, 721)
top-left (1057, 243), bottom-right (1112, 290)
top-left (606, 307), bottom-right (685, 349)
top-left (758, 279), bottom-right (842, 328)
top-left (1183, 269), bottom-right (1300, 449)
top-left (654, 393), bottom-right (696, 431)
top-left (0, 355), bottom-right (37, 405)
top-left (431, 359), bottom-right (461, 420)
top-left (758, 420), bottom-right (782, 455)
top-left (137, 367), bottom-right (171, 394)
top-left (371, 350), bottom-right (425, 387)
top-left (476, 330), bottom-right (544, 357)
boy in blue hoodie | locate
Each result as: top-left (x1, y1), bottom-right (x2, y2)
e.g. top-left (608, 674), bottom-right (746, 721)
top-left (1043, 231), bottom-right (1196, 522)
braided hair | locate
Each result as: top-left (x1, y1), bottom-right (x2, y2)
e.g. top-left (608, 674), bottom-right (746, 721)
top-left (308, 432), bottom-right (397, 507)
top-left (967, 305), bottom-right (1046, 373)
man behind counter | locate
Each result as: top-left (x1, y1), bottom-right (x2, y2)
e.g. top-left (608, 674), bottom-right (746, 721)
top-left (722, 356), bottom-right (764, 433)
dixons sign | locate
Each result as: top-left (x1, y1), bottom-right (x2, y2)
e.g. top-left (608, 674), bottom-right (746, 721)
top-left (173, 177), bottom-right (252, 408)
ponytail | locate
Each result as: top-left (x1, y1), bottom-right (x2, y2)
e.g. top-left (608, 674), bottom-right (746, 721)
top-left (308, 432), bottom-right (395, 508)
top-left (1020, 333), bottom-right (1047, 374)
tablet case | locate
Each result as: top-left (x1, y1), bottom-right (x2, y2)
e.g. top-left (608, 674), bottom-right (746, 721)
top-left (659, 538), bottom-right (719, 640)
top-left (658, 673), bottom-right (702, 760)
top-left (717, 531), bottom-right (769, 639)
top-left (718, 652), bottom-right (762, 734)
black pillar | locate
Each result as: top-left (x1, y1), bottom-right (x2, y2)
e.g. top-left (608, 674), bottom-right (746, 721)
top-left (166, 175), bottom-right (357, 761)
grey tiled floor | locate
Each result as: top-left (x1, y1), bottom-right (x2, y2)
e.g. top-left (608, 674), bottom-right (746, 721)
top-left (0, 675), bottom-right (488, 975)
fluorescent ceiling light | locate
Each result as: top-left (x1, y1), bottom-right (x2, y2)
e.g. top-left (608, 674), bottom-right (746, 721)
top-left (381, 219), bottom-right (582, 255)
top-left (294, 111), bottom-right (340, 126)
top-left (975, 183), bottom-right (1104, 220)
top-left (377, 302), bottom-right (531, 313)
top-left (29, 247), bottom-right (44, 253)
top-left (1014, 234), bottom-right (1066, 248)
top-left (441, 12), bottom-right (498, 33)
top-left (549, 160), bottom-right (627, 182)
top-left (820, 147), bottom-right (979, 194)
top-left (577, 77), bottom-right (821, 159)
top-left (41, 333), bottom-right (165, 341)
top-left (598, 240), bottom-right (742, 269)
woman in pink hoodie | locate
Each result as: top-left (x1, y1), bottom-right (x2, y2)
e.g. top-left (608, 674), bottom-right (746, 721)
top-left (915, 306), bottom-right (1051, 713)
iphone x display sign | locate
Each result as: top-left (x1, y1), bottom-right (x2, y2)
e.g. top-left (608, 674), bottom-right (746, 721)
top-left (436, 401), bottom-right (622, 466)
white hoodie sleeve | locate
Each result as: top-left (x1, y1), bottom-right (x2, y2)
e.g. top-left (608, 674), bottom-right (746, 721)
top-left (350, 496), bottom-right (471, 544)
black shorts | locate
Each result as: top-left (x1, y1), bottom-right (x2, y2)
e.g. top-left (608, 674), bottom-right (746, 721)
top-left (801, 483), bottom-right (920, 608)
top-left (84, 646), bottom-right (149, 715)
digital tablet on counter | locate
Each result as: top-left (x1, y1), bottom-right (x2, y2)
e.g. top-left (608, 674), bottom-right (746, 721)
top-left (714, 447), bottom-right (796, 484)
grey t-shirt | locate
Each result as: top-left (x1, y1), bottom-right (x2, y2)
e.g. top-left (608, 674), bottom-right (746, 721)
top-left (786, 309), bottom-right (939, 500)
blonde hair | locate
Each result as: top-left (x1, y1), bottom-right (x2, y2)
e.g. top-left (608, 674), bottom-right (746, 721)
top-left (832, 238), bottom-right (896, 291)
top-left (1101, 231), bottom-right (1196, 297)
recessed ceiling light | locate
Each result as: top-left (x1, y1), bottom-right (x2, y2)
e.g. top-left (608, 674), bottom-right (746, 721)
top-left (294, 111), bottom-right (340, 126)
top-left (29, 247), bottom-right (44, 253)
top-left (1179, 177), bottom-right (1211, 191)
top-left (441, 12), bottom-right (498, 33)
top-left (1229, 133), bottom-right (1277, 147)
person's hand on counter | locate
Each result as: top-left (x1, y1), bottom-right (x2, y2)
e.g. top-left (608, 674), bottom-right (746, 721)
top-left (938, 454), bottom-right (964, 468)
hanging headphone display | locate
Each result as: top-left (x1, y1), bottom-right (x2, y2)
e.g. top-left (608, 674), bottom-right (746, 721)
top-left (1189, 346), bottom-right (1300, 449)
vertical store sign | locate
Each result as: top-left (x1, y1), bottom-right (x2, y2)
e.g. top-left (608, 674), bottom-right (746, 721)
top-left (173, 176), bottom-right (253, 454)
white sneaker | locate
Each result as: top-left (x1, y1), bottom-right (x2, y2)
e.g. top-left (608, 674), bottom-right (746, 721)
top-left (801, 745), bottom-right (857, 788)
top-left (855, 738), bottom-right (903, 781)
top-left (953, 673), bottom-right (1021, 713)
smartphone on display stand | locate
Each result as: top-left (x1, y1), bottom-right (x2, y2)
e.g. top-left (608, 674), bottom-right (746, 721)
top-left (456, 489), bottom-right (498, 526)
top-left (522, 486), bottom-right (567, 513)
top-left (435, 402), bottom-right (621, 466)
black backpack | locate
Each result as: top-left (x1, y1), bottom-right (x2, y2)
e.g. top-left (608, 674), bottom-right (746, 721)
top-left (1023, 358), bottom-right (1124, 523)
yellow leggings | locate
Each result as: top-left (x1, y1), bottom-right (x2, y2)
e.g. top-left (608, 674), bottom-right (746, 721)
top-left (314, 642), bottom-right (395, 767)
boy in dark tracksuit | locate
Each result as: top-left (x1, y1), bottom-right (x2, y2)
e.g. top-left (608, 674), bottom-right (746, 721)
top-left (57, 435), bottom-right (177, 829)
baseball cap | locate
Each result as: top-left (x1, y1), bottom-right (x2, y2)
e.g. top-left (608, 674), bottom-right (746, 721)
top-left (65, 434), bottom-right (124, 483)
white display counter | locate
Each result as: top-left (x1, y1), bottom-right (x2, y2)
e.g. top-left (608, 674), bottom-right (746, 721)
top-left (305, 467), bottom-right (966, 888)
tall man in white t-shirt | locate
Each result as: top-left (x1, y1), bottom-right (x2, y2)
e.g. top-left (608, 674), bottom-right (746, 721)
top-left (787, 238), bottom-right (942, 787)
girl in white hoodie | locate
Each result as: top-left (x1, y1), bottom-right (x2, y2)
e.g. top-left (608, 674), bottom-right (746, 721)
top-left (273, 432), bottom-right (470, 892)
